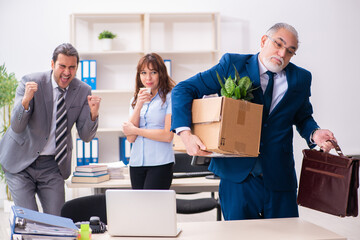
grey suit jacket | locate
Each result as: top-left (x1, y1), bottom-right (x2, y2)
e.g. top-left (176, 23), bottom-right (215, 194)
top-left (0, 70), bottom-right (98, 179)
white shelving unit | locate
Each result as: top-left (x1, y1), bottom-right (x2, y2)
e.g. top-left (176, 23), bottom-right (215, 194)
top-left (70, 12), bottom-right (220, 164)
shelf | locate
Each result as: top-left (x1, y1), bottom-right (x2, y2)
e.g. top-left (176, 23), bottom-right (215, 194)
top-left (92, 89), bottom-right (133, 94)
top-left (97, 128), bottom-right (124, 134)
top-left (152, 50), bottom-right (219, 54)
top-left (70, 12), bottom-right (220, 167)
top-left (79, 50), bottom-right (220, 55)
top-left (79, 51), bottom-right (144, 56)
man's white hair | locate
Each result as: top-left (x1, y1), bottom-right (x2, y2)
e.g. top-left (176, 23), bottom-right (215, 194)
top-left (266, 23), bottom-right (299, 44)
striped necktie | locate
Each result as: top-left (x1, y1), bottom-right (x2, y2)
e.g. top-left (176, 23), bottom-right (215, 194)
top-left (263, 71), bottom-right (275, 118)
top-left (55, 87), bottom-right (67, 163)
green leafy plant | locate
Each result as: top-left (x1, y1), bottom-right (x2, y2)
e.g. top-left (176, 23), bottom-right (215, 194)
top-left (98, 30), bottom-right (117, 40)
top-left (0, 63), bottom-right (18, 201)
top-left (217, 65), bottom-right (257, 101)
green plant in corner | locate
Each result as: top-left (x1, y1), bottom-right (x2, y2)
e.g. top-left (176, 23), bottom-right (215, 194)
top-left (0, 63), bottom-right (18, 201)
top-left (98, 30), bottom-right (117, 40)
top-left (217, 65), bottom-right (258, 101)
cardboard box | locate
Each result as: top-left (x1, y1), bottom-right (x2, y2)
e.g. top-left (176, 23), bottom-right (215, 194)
top-left (173, 97), bottom-right (263, 157)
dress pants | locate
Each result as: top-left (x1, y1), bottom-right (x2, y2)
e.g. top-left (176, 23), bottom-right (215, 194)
top-left (219, 175), bottom-right (299, 220)
top-left (4, 155), bottom-right (65, 216)
top-left (130, 163), bottom-right (174, 189)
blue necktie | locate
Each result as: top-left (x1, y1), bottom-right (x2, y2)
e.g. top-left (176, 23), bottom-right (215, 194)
top-left (251, 71), bottom-right (275, 177)
top-left (263, 71), bottom-right (274, 118)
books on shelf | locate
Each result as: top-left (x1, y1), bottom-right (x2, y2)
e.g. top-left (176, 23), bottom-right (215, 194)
top-left (71, 174), bottom-right (110, 183)
top-left (75, 164), bottom-right (108, 173)
top-left (10, 205), bottom-right (78, 239)
top-left (73, 170), bottom-right (108, 177)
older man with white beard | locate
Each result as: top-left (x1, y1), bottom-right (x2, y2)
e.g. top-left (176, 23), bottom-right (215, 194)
top-left (170, 23), bottom-right (336, 220)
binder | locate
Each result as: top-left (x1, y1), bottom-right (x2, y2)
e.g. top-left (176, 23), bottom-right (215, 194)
top-left (76, 138), bottom-right (84, 166)
top-left (89, 60), bottom-right (97, 90)
top-left (164, 59), bottom-right (172, 77)
top-left (10, 205), bottom-right (78, 239)
top-left (83, 141), bottom-right (91, 165)
top-left (80, 60), bottom-right (89, 84)
top-left (80, 60), bottom-right (97, 90)
top-left (91, 138), bottom-right (99, 163)
top-left (12, 233), bottom-right (76, 240)
top-left (125, 139), bottom-right (131, 160)
top-left (119, 137), bottom-right (131, 165)
top-left (76, 60), bottom-right (82, 81)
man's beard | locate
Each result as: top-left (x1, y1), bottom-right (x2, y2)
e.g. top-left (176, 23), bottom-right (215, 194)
top-left (262, 55), bottom-right (285, 73)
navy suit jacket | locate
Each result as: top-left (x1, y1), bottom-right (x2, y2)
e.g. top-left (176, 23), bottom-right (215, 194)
top-left (171, 53), bottom-right (319, 191)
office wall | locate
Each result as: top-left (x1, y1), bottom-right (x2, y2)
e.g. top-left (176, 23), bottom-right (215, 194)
top-left (1, 0), bottom-right (359, 154)
top-left (0, 0), bottom-right (359, 239)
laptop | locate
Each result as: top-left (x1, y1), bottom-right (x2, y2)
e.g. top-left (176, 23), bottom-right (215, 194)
top-left (105, 189), bottom-right (181, 237)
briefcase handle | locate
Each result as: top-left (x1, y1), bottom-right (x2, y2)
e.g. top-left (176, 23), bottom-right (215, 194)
top-left (326, 140), bottom-right (344, 156)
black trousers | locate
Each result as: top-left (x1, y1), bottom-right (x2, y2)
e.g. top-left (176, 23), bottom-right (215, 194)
top-left (130, 162), bottom-right (174, 189)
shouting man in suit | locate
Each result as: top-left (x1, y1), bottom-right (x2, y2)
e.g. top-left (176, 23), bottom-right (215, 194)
top-left (0, 43), bottom-right (101, 215)
top-left (171, 23), bottom-right (336, 220)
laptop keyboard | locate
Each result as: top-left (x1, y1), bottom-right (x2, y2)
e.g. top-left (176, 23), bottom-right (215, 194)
top-left (173, 171), bottom-right (214, 178)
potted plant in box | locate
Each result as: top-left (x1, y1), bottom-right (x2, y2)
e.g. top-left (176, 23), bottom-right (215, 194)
top-left (0, 63), bottom-right (18, 211)
top-left (216, 65), bottom-right (258, 100)
top-left (98, 30), bottom-right (117, 51)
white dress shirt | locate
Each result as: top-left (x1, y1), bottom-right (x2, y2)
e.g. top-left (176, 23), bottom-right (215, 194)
top-left (40, 75), bottom-right (68, 155)
top-left (129, 92), bottom-right (175, 166)
top-left (257, 58), bottom-right (288, 114)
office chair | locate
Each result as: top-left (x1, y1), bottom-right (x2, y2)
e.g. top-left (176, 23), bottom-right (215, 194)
top-left (60, 194), bottom-right (107, 224)
top-left (173, 153), bottom-right (221, 221)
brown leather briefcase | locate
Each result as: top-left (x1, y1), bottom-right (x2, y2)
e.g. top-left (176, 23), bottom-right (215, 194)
top-left (297, 140), bottom-right (359, 217)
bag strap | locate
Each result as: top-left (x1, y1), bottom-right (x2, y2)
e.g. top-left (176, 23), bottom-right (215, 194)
top-left (327, 140), bottom-right (344, 156)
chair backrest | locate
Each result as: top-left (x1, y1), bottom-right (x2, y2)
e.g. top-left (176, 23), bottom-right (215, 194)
top-left (60, 194), bottom-right (107, 224)
top-left (173, 154), bottom-right (222, 220)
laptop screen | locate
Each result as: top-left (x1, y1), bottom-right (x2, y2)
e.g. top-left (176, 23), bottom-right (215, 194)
top-left (105, 189), bottom-right (181, 237)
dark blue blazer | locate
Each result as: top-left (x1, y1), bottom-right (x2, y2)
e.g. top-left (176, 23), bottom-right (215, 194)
top-left (171, 53), bottom-right (319, 191)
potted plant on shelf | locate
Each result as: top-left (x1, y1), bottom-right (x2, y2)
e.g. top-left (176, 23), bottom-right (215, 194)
top-left (0, 63), bottom-right (18, 211)
top-left (98, 30), bottom-right (117, 51)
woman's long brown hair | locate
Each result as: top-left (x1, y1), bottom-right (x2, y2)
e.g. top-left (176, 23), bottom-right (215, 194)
top-left (131, 53), bottom-right (176, 108)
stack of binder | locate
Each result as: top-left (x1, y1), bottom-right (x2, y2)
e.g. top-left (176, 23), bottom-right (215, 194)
top-left (71, 164), bottom-right (109, 183)
top-left (79, 59), bottom-right (96, 90)
top-left (10, 205), bottom-right (78, 240)
top-left (76, 138), bottom-right (99, 166)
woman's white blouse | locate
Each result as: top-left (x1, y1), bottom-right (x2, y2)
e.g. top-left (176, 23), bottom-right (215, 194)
top-left (128, 92), bottom-right (174, 167)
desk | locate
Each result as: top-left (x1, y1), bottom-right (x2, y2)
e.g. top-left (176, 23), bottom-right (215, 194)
top-left (66, 176), bottom-right (219, 194)
top-left (92, 218), bottom-right (345, 240)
